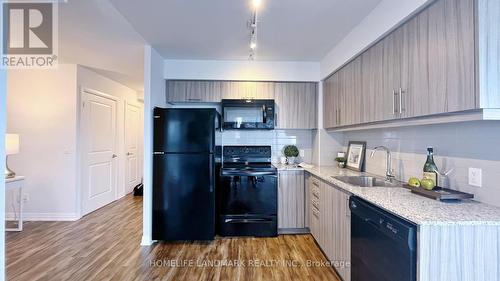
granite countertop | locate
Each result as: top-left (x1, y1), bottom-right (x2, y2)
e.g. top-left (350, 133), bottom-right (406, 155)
top-left (273, 163), bottom-right (304, 171)
top-left (302, 165), bottom-right (500, 226)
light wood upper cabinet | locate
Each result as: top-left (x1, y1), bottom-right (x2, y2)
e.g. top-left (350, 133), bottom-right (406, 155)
top-left (220, 81), bottom-right (243, 99)
top-left (166, 80), bottom-right (221, 103)
top-left (255, 82), bottom-right (275, 99)
top-left (166, 80), bottom-right (317, 129)
top-left (340, 56), bottom-right (363, 126)
top-left (401, 0), bottom-right (476, 117)
top-left (323, 0), bottom-right (479, 129)
top-left (220, 81), bottom-right (275, 100)
top-left (323, 73), bottom-right (339, 128)
top-left (324, 57), bottom-right (362, 128)
top-left (278, 170), bottom-right (305, 229)
top-left (275, 82), bottom-right (317, 129)
top-left (360, 41), bottom-right (385, 123)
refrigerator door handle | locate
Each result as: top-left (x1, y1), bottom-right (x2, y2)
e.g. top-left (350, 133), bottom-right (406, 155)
top-left (209, 156), bottom-right (214, 193)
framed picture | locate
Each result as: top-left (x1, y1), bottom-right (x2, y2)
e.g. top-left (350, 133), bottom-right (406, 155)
top-left (346, 141), bottom-right (366, 172)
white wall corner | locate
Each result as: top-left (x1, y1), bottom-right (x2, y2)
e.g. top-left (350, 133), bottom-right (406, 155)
top-left (140, 236), bottom-right (154, 246)
top-left (143, 45), bottom-right (166, 246)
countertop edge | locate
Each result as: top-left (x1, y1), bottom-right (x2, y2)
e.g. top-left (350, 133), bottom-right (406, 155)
top-left (302, 166), bottom-right (500, 227)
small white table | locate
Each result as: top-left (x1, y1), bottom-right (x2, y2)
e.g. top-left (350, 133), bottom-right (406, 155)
top-left (5, 176), bottom-right (25, 231)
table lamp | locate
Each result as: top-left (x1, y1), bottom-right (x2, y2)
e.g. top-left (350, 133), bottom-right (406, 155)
top-left (5, 134), bottom-right (19, 179)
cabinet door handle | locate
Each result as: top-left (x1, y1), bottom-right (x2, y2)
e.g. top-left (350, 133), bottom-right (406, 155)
top-left (345, 197), bottom-right (350, 217)
top-left (399, 88), bottom-right (404, 114)
top-left (392, 90), bottom-right (397, 115)
top-left (187, 98), bottom-right (201, 101)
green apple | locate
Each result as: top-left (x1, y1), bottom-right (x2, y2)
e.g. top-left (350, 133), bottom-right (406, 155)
top-left (408, 177), bottom-right (421, 187)
top-left (420, 178), bottom-right (436, 190)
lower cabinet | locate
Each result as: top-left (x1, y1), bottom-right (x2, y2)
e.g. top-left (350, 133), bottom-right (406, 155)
top-left (308, 175), bottom-right (321, 240)
top-left (278, 170), bottom-right (306, 230)
top-left (332, 187), bottom-right (351, 281)
top-left (308, 174), bottom-right (351, 281)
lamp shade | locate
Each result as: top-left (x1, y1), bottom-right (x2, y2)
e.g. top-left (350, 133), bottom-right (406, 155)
top-left (5, 134), bottom-right (20, 155)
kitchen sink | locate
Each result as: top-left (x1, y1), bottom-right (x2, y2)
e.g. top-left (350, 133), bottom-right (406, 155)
top-left (333, 176), bottom-right (401, 188)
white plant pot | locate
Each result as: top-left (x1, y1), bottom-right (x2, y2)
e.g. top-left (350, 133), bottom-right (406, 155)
top-left (287, 157), bottom-right (296, 165)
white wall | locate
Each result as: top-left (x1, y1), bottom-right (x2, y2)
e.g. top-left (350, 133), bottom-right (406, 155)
top-left (7, 65), bottom-right (79, 220)
top-left (6, 64), bottom-right (142, 221)
top-left (142, 46), bottom-right (165, 246)
top-left (320, 0), bottom-right (432, 79)
top-left (164, 59), bottom-right (320, 82)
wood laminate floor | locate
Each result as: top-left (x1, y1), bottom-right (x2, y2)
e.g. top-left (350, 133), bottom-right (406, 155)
top-left (6, 195), bottom-right (340, 281)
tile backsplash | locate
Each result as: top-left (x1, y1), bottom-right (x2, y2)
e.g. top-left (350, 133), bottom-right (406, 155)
top-left (220, 130), bottom-right (314, 163)
top-left (341, 121), bottom-right (500, 207)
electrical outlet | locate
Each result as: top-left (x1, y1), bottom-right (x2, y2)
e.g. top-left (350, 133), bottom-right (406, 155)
top-left (22, 193), bottom-right (30, 203)
top-left (468, 168), bottom-right (482, 187)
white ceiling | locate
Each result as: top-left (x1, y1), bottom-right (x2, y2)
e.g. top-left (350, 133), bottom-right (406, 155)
top-left (109, 0), bottom-right (382, 61)
top-left (58, 0), bottom-right (145, 91)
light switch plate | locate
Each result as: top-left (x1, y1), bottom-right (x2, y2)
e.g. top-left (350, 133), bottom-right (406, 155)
top-left (468, 168), bottom-right (482, 187)
top-left (299, 149), bottom-right (305, 157)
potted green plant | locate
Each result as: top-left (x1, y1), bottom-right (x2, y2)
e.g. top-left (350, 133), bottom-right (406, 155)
top-left (283, 145), bottom-right (299, 165)
top-left (335, 157), bottom-right (347, 168)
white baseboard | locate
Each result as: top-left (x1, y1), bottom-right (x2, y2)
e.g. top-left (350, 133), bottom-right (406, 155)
top-left (6, 212), bottom-right (81, 221)
top-left (141, 235), bottom-right (154, 246)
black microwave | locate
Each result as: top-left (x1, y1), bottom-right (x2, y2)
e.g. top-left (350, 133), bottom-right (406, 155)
top-left (221, 99), bottom-right (275, 130)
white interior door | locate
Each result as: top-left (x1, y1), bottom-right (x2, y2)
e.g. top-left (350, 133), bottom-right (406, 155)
top-left (124, 101), bottom-right (141, 194)
top-left (81, 90), bottom-right (118, 215)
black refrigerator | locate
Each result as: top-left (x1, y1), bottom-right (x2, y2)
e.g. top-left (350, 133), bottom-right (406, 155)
top-left (153, 108), bottom-right (219, 241)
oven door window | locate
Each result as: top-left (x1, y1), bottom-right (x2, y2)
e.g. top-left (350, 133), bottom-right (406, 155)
top-left (219, 175), bottom-right (277, 215)
top-left (224, 106), bottom-right (263, 128)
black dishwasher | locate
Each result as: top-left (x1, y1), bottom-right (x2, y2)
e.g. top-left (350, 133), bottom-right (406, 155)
top-left (349, 196), bottom-right (417, 281)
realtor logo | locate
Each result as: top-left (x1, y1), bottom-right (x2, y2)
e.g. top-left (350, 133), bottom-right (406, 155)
top-left (2, 1), bottom-right (58, 68)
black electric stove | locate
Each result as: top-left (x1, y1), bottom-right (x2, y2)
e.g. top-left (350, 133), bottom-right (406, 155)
top-left (217, 146), bottom-right (278, 237)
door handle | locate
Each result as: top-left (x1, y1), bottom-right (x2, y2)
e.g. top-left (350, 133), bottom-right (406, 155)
top-left (399, 88), bottom-right (404, 114)
top-left (224, 218), bottom-right (272, 223)
top-left (345, 197), bottom-right (350, 217)
top-left (392, 90), bottom-right (397, 115)
top-left (262, 105), bottom-right (267, 124)
top-left (209, 156), bottom-right (214, 193)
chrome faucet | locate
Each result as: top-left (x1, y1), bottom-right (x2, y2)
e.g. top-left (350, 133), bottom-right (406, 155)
top-left (370, 146), bottom-right (395, 182)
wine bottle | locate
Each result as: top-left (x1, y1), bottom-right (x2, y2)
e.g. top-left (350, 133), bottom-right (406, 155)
top-left (423, 147), bottom-right (438, 186)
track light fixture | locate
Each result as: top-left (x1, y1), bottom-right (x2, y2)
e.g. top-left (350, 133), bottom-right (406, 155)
top-left (248, 0), bottom-right (260, 60)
